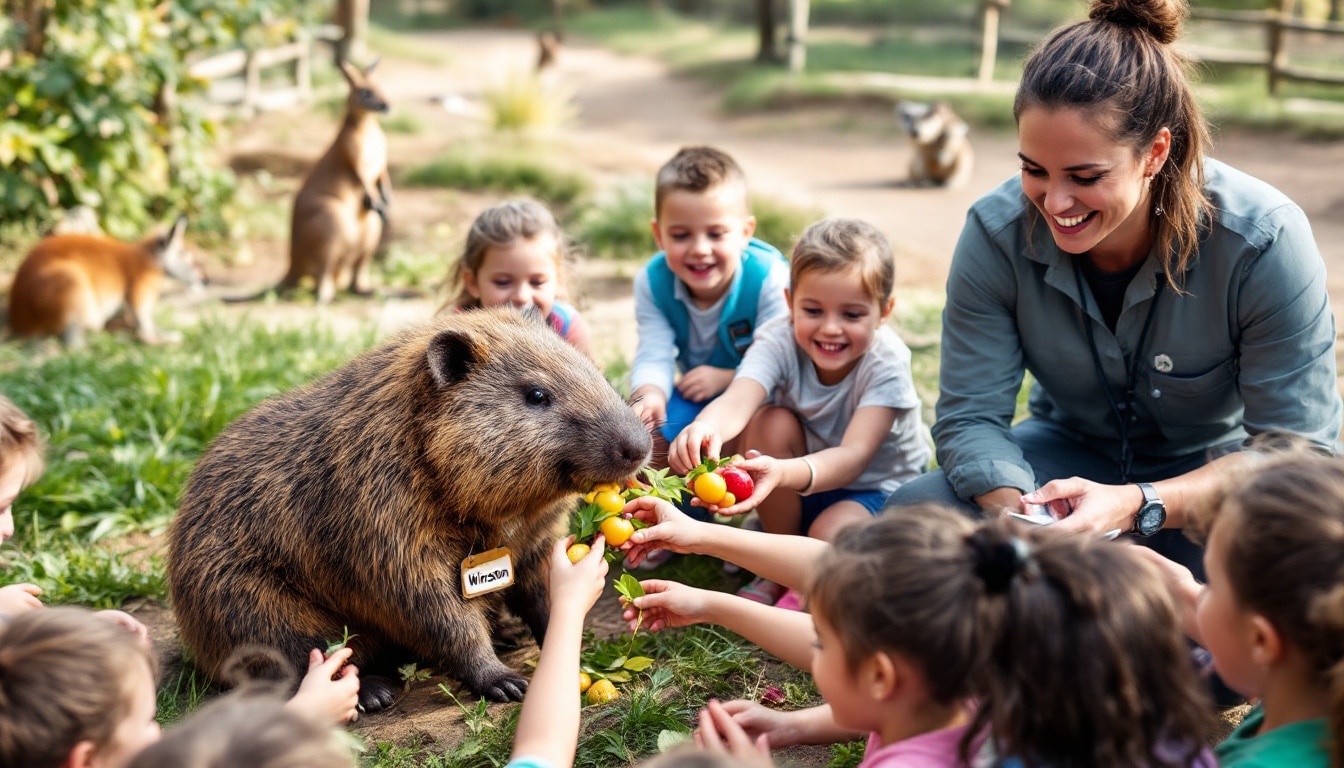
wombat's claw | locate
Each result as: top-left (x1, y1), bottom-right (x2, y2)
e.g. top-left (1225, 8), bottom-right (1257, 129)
top-left (357, 675), bottom-right (400, 713)
top-left (477, 671), bottom-right (530, 702)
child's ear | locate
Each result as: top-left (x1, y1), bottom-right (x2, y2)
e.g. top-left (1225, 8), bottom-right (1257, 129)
top-left (784, 288), bottom-right (792, 307)
top-left (463, 269), bottom-right (481, 300)
top-left (880, 296), bottom-right (896, 321)
top-left (650, 218), bottom-right (665, 251)
top-left (61, 740), bottom-right (97, 768)
top-left (742, 214), bottom-right (757, 239)
top-left (865, 651), bottom-right (900, 702)
top-left (1249, 613), bottom-right (1285, 667)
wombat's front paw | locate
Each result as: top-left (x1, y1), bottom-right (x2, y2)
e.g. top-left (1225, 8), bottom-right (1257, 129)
top-left (471, 666), bottom-right (530, 702)
top-left (358, 675), bottom-right (400, 713)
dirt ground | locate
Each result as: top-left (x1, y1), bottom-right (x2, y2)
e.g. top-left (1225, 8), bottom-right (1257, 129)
top-left (140, 25), bottom-right (1343, 763)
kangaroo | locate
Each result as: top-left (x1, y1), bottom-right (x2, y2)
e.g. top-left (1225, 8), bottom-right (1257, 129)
top-left (896, 100), bottom-right (974, 189)
top-left (282, 59), bottom-right (390, 304)
top-left (536, 30), bottom-right (561, 72)
top-left (7, 214), bottom-right (204, 347)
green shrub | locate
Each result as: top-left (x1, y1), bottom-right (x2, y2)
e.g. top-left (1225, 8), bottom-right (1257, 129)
top-left (399, 148), bottom-right (589, 208)
top-left (482, 71), bottom-right (578, 134)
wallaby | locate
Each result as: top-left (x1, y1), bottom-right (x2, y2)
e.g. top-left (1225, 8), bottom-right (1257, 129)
top-left (536, 30), bottom-right (561, 72)
top-left (7, 214), bottom-right (204, 347)
top-left (282, 59), bottom-right (390, 304)
top-left (896, 100), bottom-right (974, 189)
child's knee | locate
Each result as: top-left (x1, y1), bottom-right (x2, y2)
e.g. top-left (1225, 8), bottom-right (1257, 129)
top-left (807, 501), bottom-right (872, 541)
top-left (742, 405), bottom-right (804, 454)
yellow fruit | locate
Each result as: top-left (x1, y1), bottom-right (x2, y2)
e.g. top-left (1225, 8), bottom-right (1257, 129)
top-left (693, 472), bottom-right (727, 505)
top-left (594, 490), bottom-right (625, 516)
top-left (583, 491), bottom-right (597, 504)
top-left (566, 543), bottom-right (590, 563)
top-left (600, 516), bottom-right (635, 547)
top-left (585, 678), bottom-right (619, 705)
top-left (579, 672), bottom-right (592, 693)
top-left (720, 492), bottom-right (736, 507)
top-left (596, 482), bottom-right (622, 494)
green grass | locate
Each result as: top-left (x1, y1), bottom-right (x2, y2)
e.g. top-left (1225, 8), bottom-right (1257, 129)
top-left (398, 145), bottom-right (590, 209)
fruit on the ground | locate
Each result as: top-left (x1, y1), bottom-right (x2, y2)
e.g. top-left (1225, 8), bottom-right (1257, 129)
top-left (720, 492), bottom-right (736, 507)
top-left (594, 490), bottom-right (625, 515)
top-left (586, 677), bottom-right (619, 704)
top-left (579, 672), bottom-right (592, 693)
top-left (693, 472), bottom-right (727, 505)
top-left (600, 515), bottom-right (635, 547)
top-left (719, 466), bottom-right (753, 500)
top-left (566, 543), bottom-right (591, 563)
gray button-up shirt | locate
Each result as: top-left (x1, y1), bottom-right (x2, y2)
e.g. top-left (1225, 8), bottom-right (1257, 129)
top-left (935, 158), bottom-right (1343, 501)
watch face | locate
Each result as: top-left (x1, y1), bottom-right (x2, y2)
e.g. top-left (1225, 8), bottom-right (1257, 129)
top-left (1136, 503), bottom-right (1166, 536)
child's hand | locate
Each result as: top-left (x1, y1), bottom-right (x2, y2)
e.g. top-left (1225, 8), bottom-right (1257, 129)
top-left (669, 422), bottom-right (721, 474)
top-left (288, 646), bottom-right (361, 725)
top-left (711, 700), bottom-right (800, 748)
top-left (694, 699), bottom-right (775, 767)
top-left (629, 385), bottom-right (668, 432)
top-left (94, 609), bottom-right (150, 646)
top-left (0, 583), bottom-right (43, 615)
top-left (676, 366), bottom-right (735, 404)
top-left (548, 535), bottom-right (608, 616)
top-left (620, 496), bottom-right (706, 565)
top-left (621, 579), bottom-right (714, 633)
top-left (693, 451), bottom-right (775, 517)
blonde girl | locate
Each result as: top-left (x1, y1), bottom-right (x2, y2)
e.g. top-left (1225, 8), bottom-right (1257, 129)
top-left (442, 199), bottom-right (593, 357)
top-left (1143, 448), bottom-right (1344, 767)
top-left (668, 217), bottom-right (930, 607)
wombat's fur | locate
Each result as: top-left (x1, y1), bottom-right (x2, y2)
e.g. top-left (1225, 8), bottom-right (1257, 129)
top-left (168, 309), bottom-right (651, 711)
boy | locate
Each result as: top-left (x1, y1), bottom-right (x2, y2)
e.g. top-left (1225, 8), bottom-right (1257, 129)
top-left (629, 146), bottom-right (790, 449)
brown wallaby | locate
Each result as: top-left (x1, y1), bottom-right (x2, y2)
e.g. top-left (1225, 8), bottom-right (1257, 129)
top-left (282, 59), bottom-right (390, 303)
top-left (536, 30), bottom-right (561, 72)
top-left (896, 100), bottom-right (974, 189)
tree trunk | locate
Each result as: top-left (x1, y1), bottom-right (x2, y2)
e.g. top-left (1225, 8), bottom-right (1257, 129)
top-left (334, 0), bottom-right (369, 66)
top-left (786, 0), bottom-right (810, 74)
top-left (756, 0), bottom-right (779, 63)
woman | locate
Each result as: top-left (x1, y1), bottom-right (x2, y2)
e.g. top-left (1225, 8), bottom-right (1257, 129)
top-left (886, 0), bottom-right (1342, 574)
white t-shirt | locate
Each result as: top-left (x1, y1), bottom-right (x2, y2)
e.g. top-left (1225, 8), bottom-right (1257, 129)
top-left (735, 316), bottom-right (931, 495)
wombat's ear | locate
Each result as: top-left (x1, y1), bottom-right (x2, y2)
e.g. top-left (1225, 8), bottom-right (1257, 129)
top-left (426, 329), bottom-right (483, 387)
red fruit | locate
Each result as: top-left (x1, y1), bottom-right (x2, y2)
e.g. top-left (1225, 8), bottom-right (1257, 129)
top-left (718, 466), bottom-right (753, 501)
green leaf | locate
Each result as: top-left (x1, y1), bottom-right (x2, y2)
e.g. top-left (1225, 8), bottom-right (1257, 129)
top-left (602, 670), bottom-right (632, 683)
top-left (622, 656), bottom-right (655, 672)
top-left (657, 729), bottom-right (693, 753)
top-left (614, 572), bottom-right (645, 602)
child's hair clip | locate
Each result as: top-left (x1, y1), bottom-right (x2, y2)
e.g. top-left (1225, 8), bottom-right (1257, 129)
top-left (967, 529), bottom-right (1033, 593)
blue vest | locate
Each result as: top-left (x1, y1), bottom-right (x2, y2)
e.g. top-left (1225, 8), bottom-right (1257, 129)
top-left (645, 238), bottom-right (785, 371)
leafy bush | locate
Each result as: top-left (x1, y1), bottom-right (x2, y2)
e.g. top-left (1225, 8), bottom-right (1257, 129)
top-left (399, 147), bottom-right (590, 208)
top-left (482, 71), bottom-right (578, 134)
top-left (0, 0), bottom-right (318, 239)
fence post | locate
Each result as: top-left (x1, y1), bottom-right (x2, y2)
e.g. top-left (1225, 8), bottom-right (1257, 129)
top-left (1268, 0), bottom-right (1297, 95)
top-left (786, 0), bottom-right (810, 73)
top-left (979, 0), bottom-right (1010, 84)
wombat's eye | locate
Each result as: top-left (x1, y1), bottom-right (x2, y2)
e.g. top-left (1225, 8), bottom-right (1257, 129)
top-left (525, 386), bottom-right (551, 407)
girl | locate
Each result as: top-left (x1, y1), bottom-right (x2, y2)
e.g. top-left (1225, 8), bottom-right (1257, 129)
top-left (1141, 449), bottom-right (1344, 767)
top-left (442, 199), bottom-right (593, 358)
top-left (0, 607), bottom-right (361, 768)
top-left (668, 217), bottom-right (930, 607)
top-left (618, 497), bottom-right (1216, 767)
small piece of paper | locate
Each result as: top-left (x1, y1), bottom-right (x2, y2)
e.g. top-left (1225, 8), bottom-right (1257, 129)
top-left (461, 547), bottom-right (514, 598)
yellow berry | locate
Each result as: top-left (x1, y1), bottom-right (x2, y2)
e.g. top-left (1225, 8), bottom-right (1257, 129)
top-left (693, 472), bottom-right (727, 505)
top-left (720, 492), bottom-right (736, 507)
top-left (566, 543), bottom-right (590, 563)
top-left (585, 678), bottom-right (619, 705)
top-left (595, 490), bottom-right (625, 516)
top-left (579, 671), bottom-right (592, 693)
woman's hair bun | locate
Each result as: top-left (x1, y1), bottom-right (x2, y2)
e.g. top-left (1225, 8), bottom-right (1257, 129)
top-left (1089, 0), bottom-right (1186, 44)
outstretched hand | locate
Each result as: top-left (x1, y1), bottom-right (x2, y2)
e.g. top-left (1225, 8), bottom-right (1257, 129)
top-left (692, 450), bottom-right (774, 517)
top-left (694, 698), bottom-right (776, 767)
top-left (1023, 478), bottom-right (1143, 535)
top-left (288, 646), bottom-right (361, 725)
top-left (619, 496), bottom-right (707, 566)
top-left (619, 579), bottom-right (715, 633)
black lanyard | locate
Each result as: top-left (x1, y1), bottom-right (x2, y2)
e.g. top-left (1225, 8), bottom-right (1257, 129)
top-left (1074, 263), bottom-right (1164, 482)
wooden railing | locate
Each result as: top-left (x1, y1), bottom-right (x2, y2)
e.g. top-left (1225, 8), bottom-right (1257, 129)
top-left (1185, 0), bottom-right (1344, 94)
top-left (186, 25), bottom-right (344, 116)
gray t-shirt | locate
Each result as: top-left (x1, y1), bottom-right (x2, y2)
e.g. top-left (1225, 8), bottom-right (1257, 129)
top-left (735, 317), bottom-right (932, 495)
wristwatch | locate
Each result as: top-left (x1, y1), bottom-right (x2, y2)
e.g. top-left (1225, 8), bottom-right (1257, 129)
top-left (1133, 482), bottom-right (1167, 536)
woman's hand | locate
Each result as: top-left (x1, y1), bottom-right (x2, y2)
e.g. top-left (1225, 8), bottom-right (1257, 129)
top-left (1023, 477), bottom-right (1144, 535)
top-left (620, 579), bottom-right (715, 633)
top-left (694, 699), bottom-right (776, 767)
top-left (669, 422), bottom-right (722, 474)
top-left (620, 496), bottom-right (708, 566)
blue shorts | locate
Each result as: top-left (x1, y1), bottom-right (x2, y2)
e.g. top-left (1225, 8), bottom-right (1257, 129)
top-left (800, 487), bottom-right (888, 533)
top-left (659, 388), bottom-right (710, 443)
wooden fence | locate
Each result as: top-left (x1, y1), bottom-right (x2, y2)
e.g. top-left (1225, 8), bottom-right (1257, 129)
top-left (186, 25), bottom-right (344, 117)
top-left (1184, 0), bottom-right (1344, 94)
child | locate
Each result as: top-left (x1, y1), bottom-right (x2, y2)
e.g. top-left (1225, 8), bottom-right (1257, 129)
top-left (629, 146), bottom-right (790, 446)
top-left (0, 393), bottom-right (47, 615)
top-left (504, 534), bottom-right (610, 768)
top-left (669, 217), bottom-right (930, 606)
top-left (0, 606), bottom-right (361, 768)
top-left (442, 199), bottom-right (593, 358)
top-left (619, 497), bottom-right (1216, 767)
top-left (126, 694), bottom-right (356, 768)
top-left (1139, 449), bottom-right (1344, 767)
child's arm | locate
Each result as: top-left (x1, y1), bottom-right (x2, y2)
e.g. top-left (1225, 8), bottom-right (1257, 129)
top-left (286, 646), bottom-right (361, 725)
top-left (716, 701), bottom-right (862, 748)
top-left (630, 272), bottom-right (677, 429)
top-left (0, 583), bottom-right (43, 615)
top-left (621, 579), bottom-right (817, 669)
top-left (619, 497), bottom-right (826, 591)
top-left (508, 535), bottom-right (609, 768)
top-left (668, 378), bottom-right (769, 473)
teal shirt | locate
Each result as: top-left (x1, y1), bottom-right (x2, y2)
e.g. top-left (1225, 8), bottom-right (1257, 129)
top-left (935, 158), bottom-right (1343, 500)
top-left (1216, 704), bottom-right (1330, 767)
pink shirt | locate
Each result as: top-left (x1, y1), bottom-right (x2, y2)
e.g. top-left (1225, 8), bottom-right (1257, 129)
top-left (860, 724), bottom-right (975, 768)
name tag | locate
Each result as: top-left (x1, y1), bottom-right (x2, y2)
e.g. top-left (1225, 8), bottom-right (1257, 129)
top-left (461, 547), bottom-right (515, 599)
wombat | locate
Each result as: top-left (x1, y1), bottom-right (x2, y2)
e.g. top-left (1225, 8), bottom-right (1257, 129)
top-left (167, 308), bottom-right (652, 712)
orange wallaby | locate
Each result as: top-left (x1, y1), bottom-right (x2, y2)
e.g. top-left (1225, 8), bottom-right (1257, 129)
top-left (284, 59), bottom-right (391, 303)
top-left (7, 214), bottom-right (204, 347)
